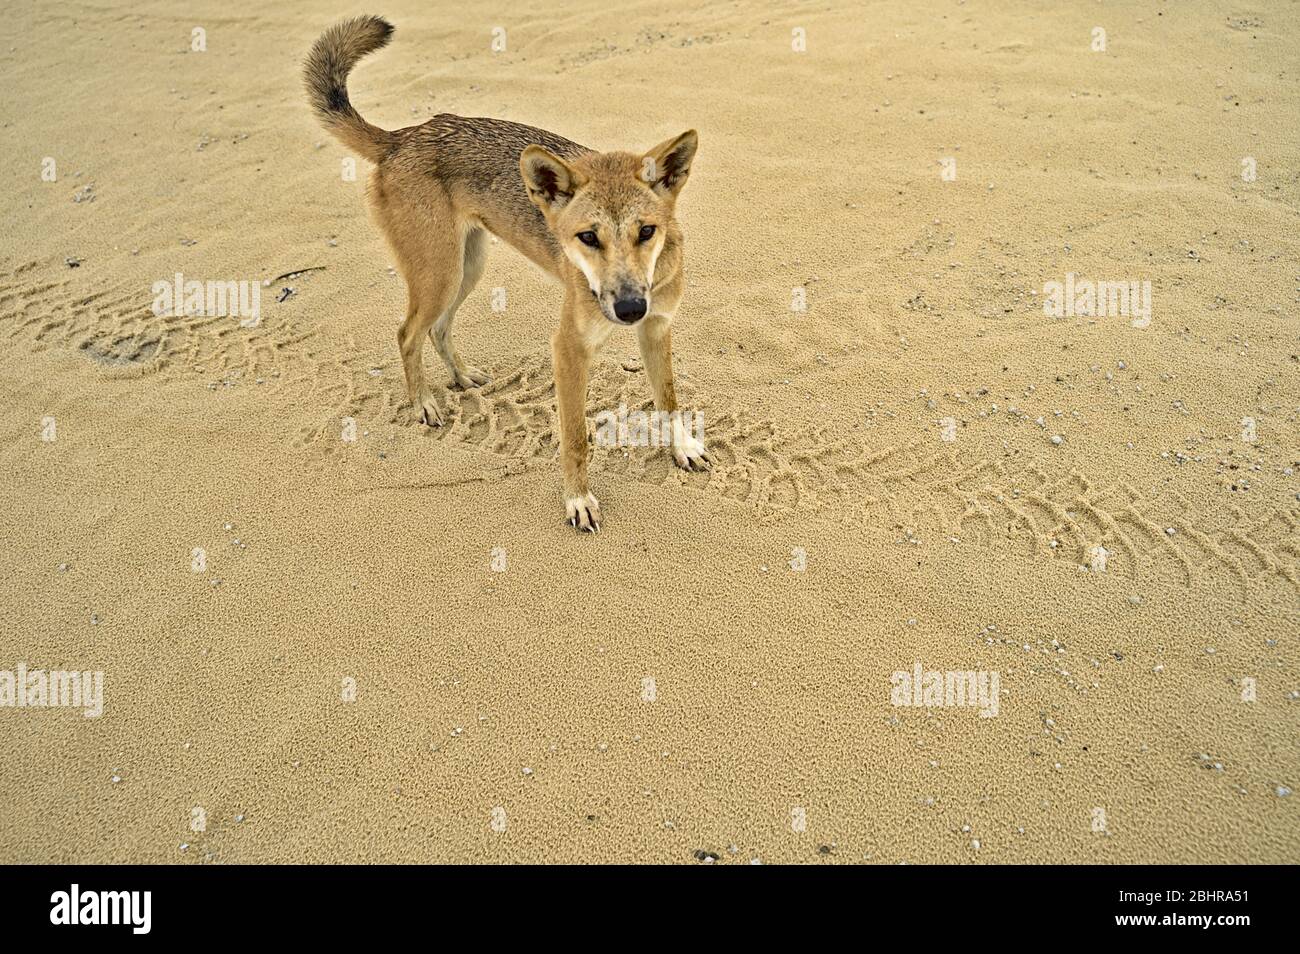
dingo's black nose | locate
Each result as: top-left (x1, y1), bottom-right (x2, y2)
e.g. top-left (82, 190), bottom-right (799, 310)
top-left (613, 297), bottom-right (647, 322)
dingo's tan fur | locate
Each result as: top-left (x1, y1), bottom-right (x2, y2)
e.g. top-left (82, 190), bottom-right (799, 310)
top-left (304, 15), bottom-right (706, 531)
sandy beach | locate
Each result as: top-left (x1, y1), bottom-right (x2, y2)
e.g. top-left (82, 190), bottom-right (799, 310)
top-left (1, 0), bottom-right (1296, 863)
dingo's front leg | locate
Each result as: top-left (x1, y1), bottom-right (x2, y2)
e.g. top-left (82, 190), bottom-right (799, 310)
top-left (637, 315), bottom-right (709, 471)
top-left (552, 325), bottom-right (601, 532)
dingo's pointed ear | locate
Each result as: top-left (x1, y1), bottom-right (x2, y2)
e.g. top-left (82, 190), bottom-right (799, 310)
top-left (521, 146), bottom-right (583, 210)
top-left (640, 130), bottom-right (697, 197)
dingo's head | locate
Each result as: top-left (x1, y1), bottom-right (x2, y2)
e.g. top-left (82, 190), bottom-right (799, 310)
top-left (521, 130), bottom-right (697, 326)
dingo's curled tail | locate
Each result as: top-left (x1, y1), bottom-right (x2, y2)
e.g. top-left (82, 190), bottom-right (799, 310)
top-left (303, 15), bottom-right (397, 162)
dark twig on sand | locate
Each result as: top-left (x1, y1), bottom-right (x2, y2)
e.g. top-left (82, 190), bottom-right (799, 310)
top-left (269, 265), bottom-right (327, 284)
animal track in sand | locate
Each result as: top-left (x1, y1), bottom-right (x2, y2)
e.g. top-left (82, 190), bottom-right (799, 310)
top-left (0, 260), bottom-right (318, 383)
top-left (312, 342), bottom-right (1296, 598)
top-left (3, 258), bottom-right (1295, 599)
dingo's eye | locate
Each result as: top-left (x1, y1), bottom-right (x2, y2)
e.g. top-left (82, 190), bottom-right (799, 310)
top-left (577, 231), bottom-right (600, 248)
top-left (638, 225), bottom-right (657, 243)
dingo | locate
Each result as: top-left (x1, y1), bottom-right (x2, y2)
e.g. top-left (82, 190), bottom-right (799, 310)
top-left (304, 15), bottom-right (708, 531)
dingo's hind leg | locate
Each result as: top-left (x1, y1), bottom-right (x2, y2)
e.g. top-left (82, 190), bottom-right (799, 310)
top-left (375, 177), bottom-right (465, 426)
top-left (430, 227), bottom-right (490, 389)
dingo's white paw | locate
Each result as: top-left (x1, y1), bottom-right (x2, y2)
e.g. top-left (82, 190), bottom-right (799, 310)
top-left (672, 434), bottom-right (710, 472)
top-left (565, 492), bottom-right (602, 532)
